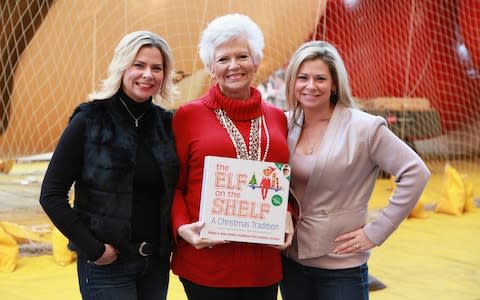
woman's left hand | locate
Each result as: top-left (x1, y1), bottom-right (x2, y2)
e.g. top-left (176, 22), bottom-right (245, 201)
top-left (273, 211), bottom-right (294, 250)
top-left (178, 221), bottom-right (226, 249)
top-left (333, 228), bottom-right (375, 254)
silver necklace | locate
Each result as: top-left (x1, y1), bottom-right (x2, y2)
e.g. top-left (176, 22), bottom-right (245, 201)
top-left (119, 98), bottom-right (146, 127)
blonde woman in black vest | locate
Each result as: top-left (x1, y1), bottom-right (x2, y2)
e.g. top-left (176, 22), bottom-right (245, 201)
top-left (40, 31), bottom-right (179, 300)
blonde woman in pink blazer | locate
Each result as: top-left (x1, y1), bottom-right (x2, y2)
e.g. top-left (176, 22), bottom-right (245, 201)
top-left (280, 41), bottom-right (431, 300)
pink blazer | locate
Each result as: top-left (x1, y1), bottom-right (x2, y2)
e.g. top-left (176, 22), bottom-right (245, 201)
top-left (285, 104), bottom-right (431, 269)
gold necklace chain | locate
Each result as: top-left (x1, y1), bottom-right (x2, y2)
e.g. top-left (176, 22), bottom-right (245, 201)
top-left (120, 98), bottom-right (146, 127)
top-left (214, 109), bottom-right (270, 161)
top-left (305, 123), bottom-right (328, 154)
top-left (307, 138), bottom-right (320, 155)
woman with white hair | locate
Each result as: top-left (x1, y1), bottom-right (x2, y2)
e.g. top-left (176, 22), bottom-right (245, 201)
top-left (171, 14), bottom-right (293, 300)
top-left (40, 31), bottom-right (179, 300)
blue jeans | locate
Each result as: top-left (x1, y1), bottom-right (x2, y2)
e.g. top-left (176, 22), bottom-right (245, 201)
top-left (280, 255), bottom-right (369, 300)
top-left (77, 253), bottom-right (170, 300)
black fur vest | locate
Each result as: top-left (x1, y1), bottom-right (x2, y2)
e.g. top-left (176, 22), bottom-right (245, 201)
top-left (71, 95), bottom-right (178, 256)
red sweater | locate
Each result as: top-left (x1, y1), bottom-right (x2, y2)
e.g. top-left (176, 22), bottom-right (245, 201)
top-left (171, 85), bottom-right (289, 287)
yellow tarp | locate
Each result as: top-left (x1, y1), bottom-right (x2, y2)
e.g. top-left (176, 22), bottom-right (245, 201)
top-left (0, 209), bottom-right (478, 299)
top-left (0, 225), bottom-right (18, 273)
top-left (0, 162), bottom-right (479, 299)
top-left (369, 209), bottom-right (480, 300)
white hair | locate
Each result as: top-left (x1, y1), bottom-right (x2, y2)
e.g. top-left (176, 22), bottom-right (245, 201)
top-left (198, 14), bottom-right (264, 72)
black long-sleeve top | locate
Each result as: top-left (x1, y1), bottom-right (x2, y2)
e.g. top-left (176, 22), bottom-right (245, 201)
top-left (40, 93), bottom-right (164, 260)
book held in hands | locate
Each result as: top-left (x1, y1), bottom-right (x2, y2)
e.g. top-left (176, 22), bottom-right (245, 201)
top-left (199, 155), bottom-right (291, 245)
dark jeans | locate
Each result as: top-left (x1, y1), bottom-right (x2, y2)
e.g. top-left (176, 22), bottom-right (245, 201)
top-left (180, 277), bottom-right (278, 300)
top-left (77, 253), bottom-right (170, 300)
top-left (280, 255), bottom-right (369, 300)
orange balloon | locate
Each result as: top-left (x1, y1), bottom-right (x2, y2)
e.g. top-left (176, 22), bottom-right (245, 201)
top-left (0, 0), bottom-right (326, 158)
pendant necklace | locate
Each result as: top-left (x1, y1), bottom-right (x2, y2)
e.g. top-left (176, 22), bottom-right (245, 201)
top-left (120, 97), bottom-right (146, 127)
top-left (305, 117), bottom-right (331, 155)
top-left (215, 109), bottom-right (270, 161)
top-left (307, 139), bottom-right (320, 155)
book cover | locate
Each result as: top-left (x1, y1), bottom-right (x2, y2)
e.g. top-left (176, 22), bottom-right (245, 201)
top-left (199, 155), bottom-right (291, 245)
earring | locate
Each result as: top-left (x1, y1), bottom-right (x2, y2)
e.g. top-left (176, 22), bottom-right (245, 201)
top-left (330, 90), bottom-right (338, 105)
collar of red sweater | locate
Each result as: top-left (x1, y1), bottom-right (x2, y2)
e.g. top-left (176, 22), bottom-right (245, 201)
top-left (202, 84), bottom-right (263, 121)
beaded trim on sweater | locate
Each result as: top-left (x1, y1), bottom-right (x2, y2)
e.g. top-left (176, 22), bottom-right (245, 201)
top-left (204, 84), bottom-right (270, 161)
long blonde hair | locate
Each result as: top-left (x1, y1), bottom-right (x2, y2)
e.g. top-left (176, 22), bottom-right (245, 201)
top-left (88, 31), bottom-right (175, 105)
top-left (285, 41), bottom-right (356, 127)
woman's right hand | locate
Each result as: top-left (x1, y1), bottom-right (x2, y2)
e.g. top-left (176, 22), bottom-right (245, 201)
top-left (94, 243), bottom-right (118, 265)
top-left (178, 221), bottom-right (226, 249)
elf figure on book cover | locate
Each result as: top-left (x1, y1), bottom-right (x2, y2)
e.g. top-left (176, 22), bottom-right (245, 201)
top-left (260, 166), bottom-right (275, 200)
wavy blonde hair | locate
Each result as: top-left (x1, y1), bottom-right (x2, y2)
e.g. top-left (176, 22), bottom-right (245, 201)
top-left (285, 41), bottom-right (356, 127)
top-left (88, 31), bottom-right (175, 105)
